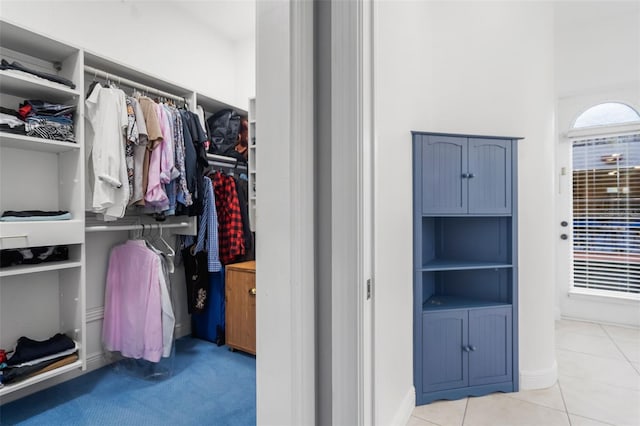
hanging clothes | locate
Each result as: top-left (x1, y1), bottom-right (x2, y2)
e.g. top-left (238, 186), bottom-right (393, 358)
top-left (194, 176), bottom-right (221, 272)
top-left (234, 175), bottom-right (253, 259)
top-left (179, 110), bottom-right (208, 217)
top-left (135, 96), bottom-right (163, 208)
top-left (212, 171), bottom-right (245, 265)
top-left (170, 106), bottom-right (192, 210)
top-left (145, 241), bottom-right (176, 358)
top-left (102, 240), bottom-right (164, 363)
top-left (127, 96), bottom-right (149, 206)
top-left (85, 83), bottom-right (130, 220)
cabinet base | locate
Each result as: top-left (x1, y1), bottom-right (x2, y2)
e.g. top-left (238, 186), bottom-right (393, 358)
top-left (416, 382), bottom-right (514, 406)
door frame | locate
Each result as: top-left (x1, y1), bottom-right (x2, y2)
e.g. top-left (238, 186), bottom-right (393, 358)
top-left (330, 0), bottom-right (375, 424)
top-left (256, 0), bottom-right (374, 425)
top-left (555, 91), bottom-right (640, 326)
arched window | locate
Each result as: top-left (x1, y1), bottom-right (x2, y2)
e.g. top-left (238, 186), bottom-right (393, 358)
top-left (570, 102), bottom-right (640, 297)
top-left (573, 102), bottom-right (640, 128)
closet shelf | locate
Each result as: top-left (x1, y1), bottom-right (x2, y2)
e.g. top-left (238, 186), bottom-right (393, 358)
top-left (0, 260), bottom-right (82, 278)
top-left (0, 359), bottom-right (82, 397)
top-left (420, 260), bottom-right (512, 271)
top-left (0, 70), bottom-right (80, 102)
top-left (0, 132), bottom-right (79, 153)
top-left (0, 220), bottom-right (84, 250)
top-left (423, 296), bottom-right (511, 312)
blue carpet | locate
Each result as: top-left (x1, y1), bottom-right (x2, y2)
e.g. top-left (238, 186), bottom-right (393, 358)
top-left (0, 337), bottom-right (256, 426)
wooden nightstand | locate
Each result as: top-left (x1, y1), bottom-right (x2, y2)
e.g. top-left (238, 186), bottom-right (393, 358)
top-left (225, 260), bottom-right (256, 355)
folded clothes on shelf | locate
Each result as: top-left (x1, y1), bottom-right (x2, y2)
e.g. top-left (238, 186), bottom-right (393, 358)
top-left (0, 210), bottom-right (71, 221)
top-left (0, 109), bottom-right (26, 135)
top-left (5, 333), bottom-right (76, 367)
top-left (0, 353), bottom-right (79, 385)
top-left (0, 329), bottom-right (79, 388)
top-left (0, 245), bottom-right (69, 268)
top-left (17, 100), bottom-right (76, 142)
top-left (19, 100), bottom-right (76, 118)
top-left (0, 59), bottom-right (76, 89)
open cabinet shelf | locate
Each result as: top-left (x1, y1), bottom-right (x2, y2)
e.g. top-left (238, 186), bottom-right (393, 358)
top-left (0, 70), bottom-right (80, 102)
top-left (0, 132), bottom-right (79, 153)
top-left (0, 358), bottom-right (82, 397)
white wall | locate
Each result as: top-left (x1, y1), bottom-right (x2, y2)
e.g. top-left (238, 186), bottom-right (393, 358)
top-left (555, 1), bottom-right (640, 326)
top-left (235, 36), bottom-right (256, 110)
top-left (0, 1), bottom-right (242, 108)
top-left (374, 1), bottom-right (557, 421)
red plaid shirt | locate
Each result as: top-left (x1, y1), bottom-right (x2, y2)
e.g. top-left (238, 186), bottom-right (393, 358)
top-left (212, 172), bottom-right (245, 264)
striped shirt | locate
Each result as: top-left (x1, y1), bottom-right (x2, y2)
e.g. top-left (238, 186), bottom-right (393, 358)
top-left (194, 176), bottom-right (221, 272)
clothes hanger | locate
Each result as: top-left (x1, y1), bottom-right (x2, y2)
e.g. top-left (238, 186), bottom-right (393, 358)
top-left (146, 225), bottom-right (175, 273)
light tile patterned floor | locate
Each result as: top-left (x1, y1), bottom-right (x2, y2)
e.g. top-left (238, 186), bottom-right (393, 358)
top-left (409, 319), bottom-right (640, 426)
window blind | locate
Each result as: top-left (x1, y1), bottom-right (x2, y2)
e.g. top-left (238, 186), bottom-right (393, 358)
top-left (572, 133), bottom-right (640, 295)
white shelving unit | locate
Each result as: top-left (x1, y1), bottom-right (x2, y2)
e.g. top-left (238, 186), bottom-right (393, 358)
top-left (0, 21), bottom-right (86, 400)
top-left (248, 97), bottom-right (256, 232)
top-left (0, 19), bottom-right (247, 404)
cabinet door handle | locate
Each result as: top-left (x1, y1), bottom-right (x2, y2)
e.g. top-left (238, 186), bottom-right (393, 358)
top-left (468, 173), bottom-right (475, 179)
top-left (469, 345), bottom-right (477, 351)
top-left (249, 288), bottom-right (257, 296)
top-left (463, 345), bottom-right (471, 352)
top-left (461, 173), bottom-right (469, 179)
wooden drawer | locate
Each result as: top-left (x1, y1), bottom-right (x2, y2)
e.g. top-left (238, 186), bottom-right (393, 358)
top-left (0, 220), bottom-right (84, 249)
top-left (225, 261), bottom-right (256, 355)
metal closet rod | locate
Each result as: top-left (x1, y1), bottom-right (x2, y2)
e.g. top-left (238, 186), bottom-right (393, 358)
top-left (84, 65), bottom-right (186, 103)
top-left (85, 221), bottom-right (191, 233)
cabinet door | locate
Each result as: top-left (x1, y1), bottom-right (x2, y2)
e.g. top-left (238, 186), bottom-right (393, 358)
top-left (225, 269), bottom-right (257, 354)
top-left (468, 138), bottom-right (512, 214)
top-left (421, 135), bottom-right (468, 214)
top-left (468, 307), bottom-right (512, 386)
top-left (422, 310), bottom-right (468, 392)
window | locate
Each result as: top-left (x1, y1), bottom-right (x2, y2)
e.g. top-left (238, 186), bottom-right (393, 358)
top-left (571, 103), bottom-right (640, 297)
top-left (573, 102), bottom-right (640, 128)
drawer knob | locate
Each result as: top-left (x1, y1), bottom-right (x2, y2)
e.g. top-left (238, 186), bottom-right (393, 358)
top-left (249, 288), bottom-right (257, 296)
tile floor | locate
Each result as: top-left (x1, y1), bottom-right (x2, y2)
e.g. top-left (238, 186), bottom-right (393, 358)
top-left (408, 319), bottom-right (640, 426)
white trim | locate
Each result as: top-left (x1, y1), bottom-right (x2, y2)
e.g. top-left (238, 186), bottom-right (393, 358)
top-left (568, 288), bottom-right (640, 303)
top-left (331, 0), bottom-right (373, 424)
top-left (390, 387), bottom-right (415, 426)
top-left (86, 351), bottom-right (108, 370)
top-left (566, 122), bottom-right (640, 139)
top-left (361, 0), bottom-right (375, 425)
top-left (86, 306), bottom-right (104, 323)
top-left (519, 361), bottom-right (558, 390)
top-left (255, 2), bottom-right (315, 424)
top-left (174, 322), bottom-right (189, 339)
top-left (290, 1), bottom-right (315, 425)
top-left (331, 0), bottom-right (359, 418)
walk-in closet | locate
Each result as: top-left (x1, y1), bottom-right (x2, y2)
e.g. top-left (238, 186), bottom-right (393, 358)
top-left (0, 5), bottom-right (258, 423)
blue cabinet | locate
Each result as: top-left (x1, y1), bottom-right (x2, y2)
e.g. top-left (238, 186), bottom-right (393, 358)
top-left (419, 135), bottom-right (512, 215)
top-left (468, 307), bottom-right (513, 386)
top-left (422, 310), bottom-right (468, 393)
top-left (413, 132), bottom-right (520, 405)
top-left (422, 307), bottom-right (512, 394)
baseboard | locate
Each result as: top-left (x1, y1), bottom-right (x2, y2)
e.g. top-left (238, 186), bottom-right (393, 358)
top-left (86, 351), bottom-right (109, 371)
top-left (520, 360), bottom-right (558, 390)
top-left (174, 322), bottom-right (190, 339)
top-left (389, 386), bottom-right (415, 426)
